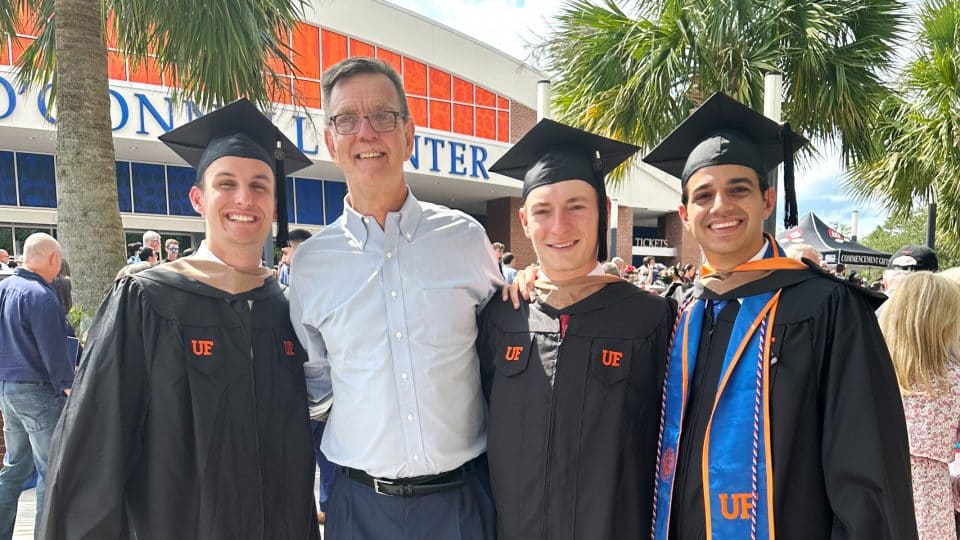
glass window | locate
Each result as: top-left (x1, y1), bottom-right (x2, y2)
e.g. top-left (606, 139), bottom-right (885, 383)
top-left (0, 226), bottom-right (13, 255)
top-left (16, 152), bottom-right (56, 208)
top-left (131, 162), bottom-right (167, 214)
top-left (0, 151), bottom-right (15, 206)
top-left (116, 161), bottom-right (132, 213)
top-left (294, 178), bottom-right (323, 225)
top-left (166, 165), bottom-right (197, 216)
top-left (14, 226), bottom-right (53, 255)
top-left (323, 181), bottom-right (346, 225)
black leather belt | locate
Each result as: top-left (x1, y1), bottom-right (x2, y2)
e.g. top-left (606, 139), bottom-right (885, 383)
top-left (341, 456), bottom-right (483, 497)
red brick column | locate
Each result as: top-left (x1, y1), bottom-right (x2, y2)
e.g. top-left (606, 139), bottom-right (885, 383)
top-left (664, 212), bottom-right (701, 267)
top-left (510, 103), bottom-right (537, 143)
top-left (485, 197), bottom-right (538, 269)
top-left (611, 204), bottom-right (633, 263)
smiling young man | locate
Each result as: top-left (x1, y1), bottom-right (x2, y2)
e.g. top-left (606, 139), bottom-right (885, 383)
top-left (643, 93), bottom-right (916, 540)
top-left (288, 58), bottom-right (502, 539)
top-left (40, 99), bottom-right (320, 540)
top-left (477, 120), bottom-right (674, 540)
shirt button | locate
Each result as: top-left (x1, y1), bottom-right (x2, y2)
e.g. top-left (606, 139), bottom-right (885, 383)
top-left (386, 252), bottom-right (393, 258)
top-left (412, 454), bottom-right (420, 462)
top-left (362, 217), bottom-right (369, 224)
top-left (401, 372), bottom-right (408, 380)
top-left (407, 413), bottom-right (414, 422)
top-left (390, 290), bottom-right (398, 298)
top-left (395, 331), bottom-right (403, 339)
top-left (406, 233), bottom-right (412, 240)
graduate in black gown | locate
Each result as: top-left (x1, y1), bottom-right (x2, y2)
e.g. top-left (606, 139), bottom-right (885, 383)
top-left (643, 93), bottom-right (917, 540)
top-left (479, 120), bottom-right (675, 540)
top-left (39, 100), bottom-right (320, 540)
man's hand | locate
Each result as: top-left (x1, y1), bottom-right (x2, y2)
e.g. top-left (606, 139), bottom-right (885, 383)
top-left (501, 265), bottom-right (539, 309)
top-left (63, 388), bottom-right (71, 397)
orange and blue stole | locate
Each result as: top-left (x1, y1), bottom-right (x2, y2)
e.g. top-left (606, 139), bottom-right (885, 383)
top-left (652, 242), bottom-right (804, 540)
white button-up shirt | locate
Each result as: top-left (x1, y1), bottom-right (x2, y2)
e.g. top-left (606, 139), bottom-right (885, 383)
top-left (289, 190), bottom-right (503, 478)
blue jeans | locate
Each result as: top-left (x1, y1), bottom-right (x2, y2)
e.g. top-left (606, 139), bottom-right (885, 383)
top-left (0, 382), bottom-right (66, 539)
top-left (310, 420), bottom-right (335, 512)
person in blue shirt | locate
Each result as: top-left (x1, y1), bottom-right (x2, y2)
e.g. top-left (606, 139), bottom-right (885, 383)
top-left (0, 232), bottom-right (74, 538)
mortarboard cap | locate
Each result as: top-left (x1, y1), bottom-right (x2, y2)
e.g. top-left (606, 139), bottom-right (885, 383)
top-left (642, 92), bottom-right (808, 228)
top-left (489, 119), bottom-right (640, 262)
top-left (158, 98), bottom-right (313, 246)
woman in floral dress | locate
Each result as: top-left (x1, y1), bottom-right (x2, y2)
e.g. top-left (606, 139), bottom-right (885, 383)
top-left (880, 271), bottom-right (960, 540)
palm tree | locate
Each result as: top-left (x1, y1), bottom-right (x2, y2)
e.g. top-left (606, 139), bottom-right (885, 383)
top-left (0, 0), bottom-right (302, 316)
top-left (538, 0), bottom-right (906, 164)
top-left (846, 0), bottom-right (960, 250)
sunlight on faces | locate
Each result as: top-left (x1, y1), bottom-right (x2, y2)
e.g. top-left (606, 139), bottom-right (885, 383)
top-left (520, 179), bottom-right (604, 282)
top-left (323, 73), bottom-right (414, 191)
top-left (189, 156), bottom-right (276, 255)
top-left (679, 164), bottom-right (775, 270)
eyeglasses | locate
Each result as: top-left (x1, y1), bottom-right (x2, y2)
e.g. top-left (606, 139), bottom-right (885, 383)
top-left (168, 246), bottom-right (179, 253)
top-left (328, 111), bottom-right (405, 135)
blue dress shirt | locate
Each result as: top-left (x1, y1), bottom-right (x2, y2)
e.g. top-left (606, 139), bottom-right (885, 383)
top-left (289, 190), bottom-right (503, 479)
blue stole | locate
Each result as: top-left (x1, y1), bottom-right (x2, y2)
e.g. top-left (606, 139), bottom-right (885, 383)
top-left (653, 247), bottom-right (791, 540)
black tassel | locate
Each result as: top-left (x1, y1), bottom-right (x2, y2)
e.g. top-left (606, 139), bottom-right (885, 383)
top-left (781, 123), bottom-right (798, 229)
top-left (593, 151), bottom-right (608, 262)
top-left (275, 140), bottom-right (289, 248)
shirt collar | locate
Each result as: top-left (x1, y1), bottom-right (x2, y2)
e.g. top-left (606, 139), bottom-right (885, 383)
top-left (748, 238), bottom-right (770, 263)
top-left (13, 267), bottom-right (52, 289)
top-left (343, 188), bottom-right (423, 249)
top-left (540, 262), bottom-right (605, 282)
top-left (195, 240), bottom-right (227, 264)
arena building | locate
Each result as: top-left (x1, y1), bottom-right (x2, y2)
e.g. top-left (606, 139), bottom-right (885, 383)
top-left (0, 0), bottom-right (697, 268)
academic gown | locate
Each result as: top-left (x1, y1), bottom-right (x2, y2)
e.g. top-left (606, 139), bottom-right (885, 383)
top-left (478, 280), bottom-right (674, 540)
top-left (669, 267), bottom-right (918, 540)
top-left (39, 263), bottom-right (320, 540)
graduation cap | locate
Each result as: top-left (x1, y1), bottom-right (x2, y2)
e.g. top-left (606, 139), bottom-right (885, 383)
top-left (642, 92), bottom-right (809, 228)
top-left (489, 119), bottom-right (640, 262)
top-left (158, 98), bottom-right (313, 246)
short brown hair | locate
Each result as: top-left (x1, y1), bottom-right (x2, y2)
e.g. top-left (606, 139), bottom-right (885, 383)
top-left (321, 57), bottom-right (409, 118)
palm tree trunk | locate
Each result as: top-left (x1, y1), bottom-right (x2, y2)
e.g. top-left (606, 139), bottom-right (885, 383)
top-left (54, 0), bottom-right (125, 315)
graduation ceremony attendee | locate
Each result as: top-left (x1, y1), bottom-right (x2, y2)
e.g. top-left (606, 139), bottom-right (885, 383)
top-left (479, 120), bottom-right (674, 539)
top-left (880, 271), bottom-right (960, 540)
top-left (642, 92), bottom-right (917, 540)
top-left (288, 57), bottom-right (502, 539)
top-left (40, 99), bottom-right (320, 540)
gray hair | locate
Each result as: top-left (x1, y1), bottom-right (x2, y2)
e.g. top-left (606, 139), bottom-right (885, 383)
top-left (142, 230), bottom-right (161, 245)
top-left (22, 233), bottom-right (60, 263)
top-left (321, 57), bottom-right (410, 118)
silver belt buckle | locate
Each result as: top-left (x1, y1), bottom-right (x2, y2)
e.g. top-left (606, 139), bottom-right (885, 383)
top-left (373, 477), bottom-right (396, 496)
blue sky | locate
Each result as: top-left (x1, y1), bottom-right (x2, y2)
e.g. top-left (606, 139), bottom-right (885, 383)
top-left (385, 0), bottom-right (891, 235)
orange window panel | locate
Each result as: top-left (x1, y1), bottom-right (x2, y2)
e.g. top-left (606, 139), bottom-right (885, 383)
top-left (107, 51), bottom-right (127, 81)
top-left (476, 86), bottom-right (496, 107)
top-left (497, 96), bottom-right (510, 110)
top-left (453, 104), bottom-right (474, 136)
top-left (294, 78), bottom-right (321, 109)
top-left (453, 77), bottom-right (473, 104)
top-left (349, 39), bottom-right (375, 58)
top-left (11, 36), bottom-right (34, 64)
top-left (497, 110), bottom-right (510, 142)
top-left (0, 38), bottom-right (9, 66)
top-left (267, 75), bottom-right (293, 105)
top-left (408, 97), bottom-right (427, 128)
top-left (129, 56), bottom-right (162, 85)
top-left (15, 5), bottom-right (39, 37)
top-left (321, 29), bottom-right (348, 70)
top-left (476, 107), bottom-right (496, 140)
top-left (403, 58), bottom-right (427, 96)
top-left (292, 22), bottom-right (320, 79)
top-left (429, 100), bottom-right (451, 132)
top-left (428, 67), bottom-right (451, 100)
top-left (376, 48), bottom-right (402, 74)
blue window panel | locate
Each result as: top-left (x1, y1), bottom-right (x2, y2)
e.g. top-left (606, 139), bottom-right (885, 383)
top-left (295, 178), bottom-right (324, 225)
top-left (323, 180), bottom-right (347, 225)
top-left (167, 165), bottom-right (197, 216)
top-left (285, 177), bottom-right (295, 224)
top-left (16, 152), bottom-right (56, 208)
top-left (132, 162), bottom-right (167, 214)
top-left (115, 161), bottom-right (132, 213)
top-left (0, 151), bottom-right (15, 206)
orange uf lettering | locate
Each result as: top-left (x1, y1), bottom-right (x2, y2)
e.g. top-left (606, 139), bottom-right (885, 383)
top-left (504, 346), bottom-right (523, 361)
top-left (191, 339), bottom-right (214, 356)
top-left (601, 349), bottom-right (623, 367)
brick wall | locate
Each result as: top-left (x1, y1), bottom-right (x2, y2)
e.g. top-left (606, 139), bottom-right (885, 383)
top-left (612, 204), bottom-right (633, 263)
top-left (664, 212), bottom-right (701, 267)
top-left (510, 102), bottom-right (537, 143)
top-left (485, 197), bottom-right (538, 269)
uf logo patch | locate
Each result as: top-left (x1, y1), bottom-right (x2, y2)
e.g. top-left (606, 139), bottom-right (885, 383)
top-left (191, 339), bottom-right (214, 356)
top-left (600, 349), bottom-right (622, 367)
top-left (504, 346), bottom-right (524, 361)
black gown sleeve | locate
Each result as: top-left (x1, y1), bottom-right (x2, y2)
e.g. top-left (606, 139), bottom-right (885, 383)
top-left (476, 304), bottom-right (501, 403)
top-left (39, 277), bottom-right (150, 539)
top-left (820, 287), bottom-right (918, 540)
